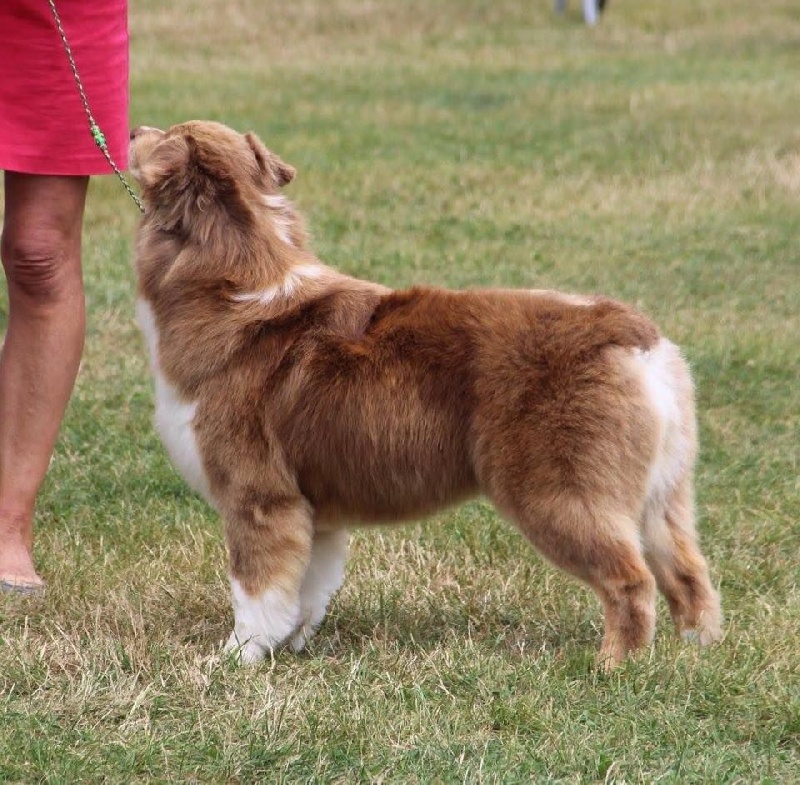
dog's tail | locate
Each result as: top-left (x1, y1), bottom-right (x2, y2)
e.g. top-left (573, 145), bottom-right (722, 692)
top-left (584, 297), bottom-right (660, 352)
top-left (544, 297), bottom-right (660, 363)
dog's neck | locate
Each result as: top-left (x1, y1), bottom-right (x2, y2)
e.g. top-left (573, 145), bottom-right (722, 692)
top-left (136, 192), bottom-right (388, 397)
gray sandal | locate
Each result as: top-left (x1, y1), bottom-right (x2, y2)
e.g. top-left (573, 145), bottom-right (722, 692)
top-left (1, 579), bottom-right (45, 596)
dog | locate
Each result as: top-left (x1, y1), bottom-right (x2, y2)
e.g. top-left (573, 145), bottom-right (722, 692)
top-left (128, 121), bottom-right (722, 668)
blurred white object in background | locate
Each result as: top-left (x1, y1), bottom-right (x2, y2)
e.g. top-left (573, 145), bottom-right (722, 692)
top-left (555, 0), bottom-right (606, 26)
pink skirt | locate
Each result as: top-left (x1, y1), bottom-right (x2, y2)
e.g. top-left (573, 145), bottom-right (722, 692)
top-left (0, 0), bottom-right (129, 176)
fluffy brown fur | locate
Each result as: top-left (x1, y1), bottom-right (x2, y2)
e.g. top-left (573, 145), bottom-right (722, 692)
top-left (129, 121), bottom-right (722, 668)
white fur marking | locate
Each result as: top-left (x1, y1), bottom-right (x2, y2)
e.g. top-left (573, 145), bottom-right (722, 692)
top-left (290, 529), bottom-right (349, 653)
top-left (638, 340), bottom-right (681, 428)
top-left (637, 339), bottom-right (687, 507)
top-left (225, 578), bottom-right (299, 664)
top-left (136, 299), bottom-right (212, 503)
top-left (135, 298), bottom-right (161, 373)
top-left (262, 193), bottom-right (287, 210)
top-left (154, 382), bottom-right (212, 501)
top-left (232, 264), bottom-right (324, 306)
top-left (527, 288), bottom-right (594, 306)
top-left (261, 193), bottom-right (293, 245)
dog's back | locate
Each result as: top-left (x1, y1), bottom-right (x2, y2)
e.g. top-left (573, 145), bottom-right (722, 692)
top-left (249, 286), bottom-right (659, 523)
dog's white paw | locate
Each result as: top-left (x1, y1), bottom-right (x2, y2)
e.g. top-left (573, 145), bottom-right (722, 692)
top-left (223, 630), bottom-right (270, 664)
top-left (287, 608), bottom-right (329, 653)
top-left (681, 603), bottom-right (723, 647)
top-left (289, 626), bottom-right (311, 654)
top-left (226, 578), bottom-right (299, 664)
top-left (682, 622), bottom-right (723, 647)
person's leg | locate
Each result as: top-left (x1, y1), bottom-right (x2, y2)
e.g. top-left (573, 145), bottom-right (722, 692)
top-left (0, 172), bottom-right (88, 588)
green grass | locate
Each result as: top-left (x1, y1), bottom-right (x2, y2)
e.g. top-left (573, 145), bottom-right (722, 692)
top-left (2, 0), bottom-right (799, 781)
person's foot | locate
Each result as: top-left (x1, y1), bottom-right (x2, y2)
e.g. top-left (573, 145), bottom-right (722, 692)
top-left (0, 511), bottom-right (45, 593)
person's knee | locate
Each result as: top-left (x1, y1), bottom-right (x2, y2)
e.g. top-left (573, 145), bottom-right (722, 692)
top-left (0, 227), bottom-right (81, 303)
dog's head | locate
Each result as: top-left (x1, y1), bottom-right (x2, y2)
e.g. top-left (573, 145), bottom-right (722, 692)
top-left (129, 121), bottom-right (296, 234)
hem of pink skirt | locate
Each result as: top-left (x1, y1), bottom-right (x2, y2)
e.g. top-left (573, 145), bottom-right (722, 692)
top-left (0, 150), bottom-right (128, 177)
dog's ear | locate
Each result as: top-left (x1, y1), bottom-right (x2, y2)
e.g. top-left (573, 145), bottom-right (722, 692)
top-left (245, 132), bottom-right (296, 188)
top-left (138, 135), bottom-right (192, 189)
top-left (271, 155), bottom-right (296, 187)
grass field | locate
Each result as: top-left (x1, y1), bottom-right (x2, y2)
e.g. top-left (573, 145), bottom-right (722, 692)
top-left (1, 0), bottom-right (799, 781)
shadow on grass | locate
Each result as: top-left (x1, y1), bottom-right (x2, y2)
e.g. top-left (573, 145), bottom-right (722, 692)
top-left (307, 600), bottom-right (597, 662)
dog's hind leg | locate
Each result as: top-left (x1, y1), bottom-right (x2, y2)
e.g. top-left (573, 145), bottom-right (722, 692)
top-left (222, 496), bottom-right (313, 664)
top-left (637, 341), bottom-right (722, 647)
top-left (642, 476), bottom-right (722, 646)
top-left (289, 528), bottom-right (349, 653)
top-left (510, 496), bottom-right (657, 670)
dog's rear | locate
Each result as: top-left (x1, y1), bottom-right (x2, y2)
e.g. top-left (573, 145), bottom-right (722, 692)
top-left (471, 304), bottom-right (721, 667)
top-left (554, 338), bottom-right (722, 666)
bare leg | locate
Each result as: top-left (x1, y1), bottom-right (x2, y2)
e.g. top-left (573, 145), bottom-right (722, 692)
top-left (0, 172), bottom-right (88, 588)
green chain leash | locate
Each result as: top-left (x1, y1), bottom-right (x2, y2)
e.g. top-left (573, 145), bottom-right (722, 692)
top-left (47, 0), bottom-right (145, 213)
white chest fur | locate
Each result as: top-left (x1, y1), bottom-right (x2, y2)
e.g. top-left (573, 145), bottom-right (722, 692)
top-left (136, 299), bottom-right (213, 504)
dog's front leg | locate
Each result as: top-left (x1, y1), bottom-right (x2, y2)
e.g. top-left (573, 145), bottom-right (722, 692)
top-left (222, 496), bottom-right (313, 664)
top-left (289, 528), bottom-right (349, 653)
